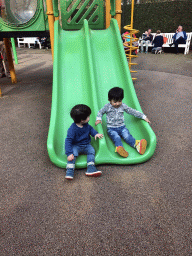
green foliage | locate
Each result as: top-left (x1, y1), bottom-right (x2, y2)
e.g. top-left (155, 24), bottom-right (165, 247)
top-left (122, 0), bottom-right (192, 36)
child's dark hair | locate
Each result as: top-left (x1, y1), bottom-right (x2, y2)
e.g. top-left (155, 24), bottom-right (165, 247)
top-left (108, 87), bottom-right (124, 101)
top-left (70, 104), bottom-right (91, 123)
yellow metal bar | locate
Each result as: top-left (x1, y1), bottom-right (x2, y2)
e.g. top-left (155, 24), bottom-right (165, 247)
top-left (126, 55), bottom-right (138, 58)
top-left (122, 0), bottom-right (139, 80)
top-left (46, 0), bottom-right (55, 60)
top-left (124, 46), bottom-right (138, 50)
top-left (106, 0), bottom-right (111, 29)
top-left (131, 0), bottom-right (134, 29)
top-left (129, 0), bottom-right (135, 68)
top-left (115, 0), bottom-right (122, 32)
top-left (3, 38), bottom-right (17, 84)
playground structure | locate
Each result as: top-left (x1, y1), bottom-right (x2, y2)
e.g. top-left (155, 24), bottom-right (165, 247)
top-left (123, 0), bottom-right (139, 80)
top-left (0, 0), bottom-right (156, 167)
top-left (0, 0), bottom-right (49, 83)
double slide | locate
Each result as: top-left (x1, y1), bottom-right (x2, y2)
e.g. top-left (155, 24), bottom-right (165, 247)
top-left (47, 19), bottom-right (156, 168)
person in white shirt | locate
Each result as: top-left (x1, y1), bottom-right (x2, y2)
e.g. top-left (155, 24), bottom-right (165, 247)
top-left (169, 25), bottom-right (187, 54)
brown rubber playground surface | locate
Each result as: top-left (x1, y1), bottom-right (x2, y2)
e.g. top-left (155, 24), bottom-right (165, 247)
top-left (0, 48), bottom-right (192, 255)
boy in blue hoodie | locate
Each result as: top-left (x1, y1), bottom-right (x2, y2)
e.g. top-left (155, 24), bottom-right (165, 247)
top-left (65, 104), bottom-right (103, 180)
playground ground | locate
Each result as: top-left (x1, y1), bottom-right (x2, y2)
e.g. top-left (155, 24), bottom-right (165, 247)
top-left (0, 47), bottom-right (192, 255)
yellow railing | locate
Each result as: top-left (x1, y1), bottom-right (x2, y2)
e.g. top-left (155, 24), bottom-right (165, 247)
top-left (123, 0), bottom-right (139, 80)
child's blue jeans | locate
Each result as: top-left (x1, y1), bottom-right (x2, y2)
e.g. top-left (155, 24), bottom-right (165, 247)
top-left (66, 144), bottom-right (95, 169)
top-left (107, 125), bottom-right (135, 148)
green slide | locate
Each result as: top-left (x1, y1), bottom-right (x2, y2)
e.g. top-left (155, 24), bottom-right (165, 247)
top-left (47, 19), bottom-right (156, 168)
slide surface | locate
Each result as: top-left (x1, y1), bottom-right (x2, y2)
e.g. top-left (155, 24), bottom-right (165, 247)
top-left (47, 19), bottom-right (156, 168)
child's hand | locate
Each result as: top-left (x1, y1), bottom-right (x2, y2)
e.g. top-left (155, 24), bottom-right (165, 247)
top-left (95, 134), bottom-right (104, 140)
top-left (145, 117), bottom-right (151, 124)
top-left (95, 120), bottom-right (102, 126)
top-left (67, 154), bottom-right (74, 161)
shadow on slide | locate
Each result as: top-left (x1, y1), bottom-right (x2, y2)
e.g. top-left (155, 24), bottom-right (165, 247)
top-left (47, 19), bottom-right (156, 168)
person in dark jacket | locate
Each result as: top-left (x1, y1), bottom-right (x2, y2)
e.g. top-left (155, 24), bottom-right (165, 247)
top-left (151, 30), bottom-right (164, 54)
top-left (169, 25), bottom-right (187, 54)
top-left (140, 29), bottom-right (153, 53)
top-left (0, 41), bottom-right (10, 78)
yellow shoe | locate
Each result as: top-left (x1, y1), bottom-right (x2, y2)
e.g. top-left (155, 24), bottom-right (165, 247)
top-left (135, 140), bottom-right (140, 147)
top-left (115, 146), bottom-right (129, 158)
top-left (135, 139), bottom-right (147, 155)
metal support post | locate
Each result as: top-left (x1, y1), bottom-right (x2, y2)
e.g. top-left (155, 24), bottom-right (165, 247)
top-left (11, 38), bottom-right (18, 64)
top-left (46, 0), bottom-right (55, 60)
top-left (115, 0), bottom-right (122, 32)
top-left (3, 38), bottom-right (17, 83)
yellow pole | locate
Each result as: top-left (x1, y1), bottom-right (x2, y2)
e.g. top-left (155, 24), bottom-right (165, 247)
top-left (131, 0), bottom-right (134, 29)
top-left (106, 0), bottom-right (111, 29)
top-left (115, 0), bottom-right (122, 32)
top-left (123, 0), bottom-right (139, 80)
top-left (129, 0), bottom-right (134, 70)
top-left (46, 0), bottom-right (55, 60)
top-left (3, 38), bottom-right (17, 84)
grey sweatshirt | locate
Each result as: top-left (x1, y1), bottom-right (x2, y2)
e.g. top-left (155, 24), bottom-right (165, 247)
top-left (96, 103), bottom-right (146, 128)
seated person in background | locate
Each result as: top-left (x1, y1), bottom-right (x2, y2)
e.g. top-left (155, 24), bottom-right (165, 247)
top-left (0, 41), bottom-right (10, 78)
top-left (122, 31), bottom-right (130, 49)
top-left (169, 25), bottom-right (187, 54)
top-left (140, 29), bottom-right (153, 53)
top-left (132, 34), bottom-right (139, 55)
top-left (0, 55), bottom-right (5, 78)
top-left (142, 31), bottom-right (148, 40)
top-left (40, 37), bottom-right (49, 49)
top-left (122, 32), bottom-right (138, 55)
top-left (151, 30), bottom-right (164, 54)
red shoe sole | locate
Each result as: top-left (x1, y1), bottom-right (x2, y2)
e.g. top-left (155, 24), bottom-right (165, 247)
top-left (86, 172), bottom-right (102, 177)
top-left (139, 139), bottom-right (147, 155)
top-left (65, 176), bottom-right (73, 180)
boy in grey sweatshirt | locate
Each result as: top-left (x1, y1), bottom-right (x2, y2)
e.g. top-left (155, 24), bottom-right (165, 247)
top-left (95, 87), bottom-right (150, 157)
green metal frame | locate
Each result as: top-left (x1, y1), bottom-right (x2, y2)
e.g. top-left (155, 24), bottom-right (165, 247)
top-left (60, 0), bottom-right (104, 30)
top-left (0, 0), bottom-right (48, 32)
top-left (53, 0), bottom-right (59, 17)
top-left (110, 0), bottom-right (116, 16)
top-left (11, 38), bottom-right (18, 64)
